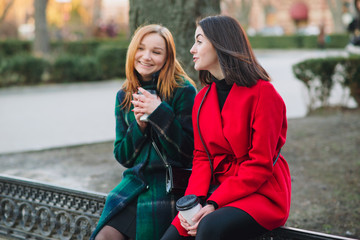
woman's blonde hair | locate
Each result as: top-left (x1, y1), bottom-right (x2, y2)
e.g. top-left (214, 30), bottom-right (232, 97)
top-left (121, 24), bottom-right (195, 110)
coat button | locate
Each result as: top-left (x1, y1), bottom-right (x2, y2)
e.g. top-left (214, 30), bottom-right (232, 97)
top-left (146, 185), bottom-right (150, 190)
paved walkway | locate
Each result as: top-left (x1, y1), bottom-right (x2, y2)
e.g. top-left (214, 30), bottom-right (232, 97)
top-left (0, 49), bottom-right (353, 154)
top-left (0, 80), bottom-right (121, 154)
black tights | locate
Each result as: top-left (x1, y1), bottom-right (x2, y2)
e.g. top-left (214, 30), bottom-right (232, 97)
top-left (161, 207), bottom-right (268, 240)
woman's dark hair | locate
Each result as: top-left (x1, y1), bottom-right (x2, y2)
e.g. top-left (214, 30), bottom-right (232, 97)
top-left (197, 15), bottom-right (270, 87)
top-left (355, 0), bottom-right (360, 13)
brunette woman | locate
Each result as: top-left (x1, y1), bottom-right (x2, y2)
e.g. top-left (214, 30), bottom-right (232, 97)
top-left (347, 0), bottom-right (360, 50)
top-left (162, 15), bottom-right (291, 240)
top-left (91, 24), bottom-right (197, 240)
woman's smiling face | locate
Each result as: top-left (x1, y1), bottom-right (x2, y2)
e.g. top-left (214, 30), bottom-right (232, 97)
top-left (135, 33), bottom-right (167, 81)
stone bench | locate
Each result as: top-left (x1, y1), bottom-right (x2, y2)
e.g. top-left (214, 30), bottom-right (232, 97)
top-left (0, 174), bottom-right (356, 240)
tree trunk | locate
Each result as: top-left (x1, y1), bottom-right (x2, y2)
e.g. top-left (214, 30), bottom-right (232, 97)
top-left (237, 0), bottom-right (251, 28)
top-left (223, 0), bottom-right (251, 28)
top-left (326, 0), bottom-right (346, 33)
top-left (129, 0), bottom-right (220, 83)
top-left (92, 0), bottom-right (102, 28)
top-left (34, 0), bottom-right (50, 56)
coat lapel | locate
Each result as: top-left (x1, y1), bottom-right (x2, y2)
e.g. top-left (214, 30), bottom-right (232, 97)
top-left (198, 83), bottom-right (232, 170)
top-left (221, 84), bottom-right (254, 158)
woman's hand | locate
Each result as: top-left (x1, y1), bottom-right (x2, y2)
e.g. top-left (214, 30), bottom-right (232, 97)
top-left (131, 104), bottom-right (148, 132)
top-left (132, 87), bottom-right (161, 132)
top-left (179, 204), bottom-right (215, 236)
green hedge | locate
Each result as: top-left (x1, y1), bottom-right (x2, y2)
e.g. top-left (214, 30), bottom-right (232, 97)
top-left (292, 56), bottom-right (360, 111)
top-left (0, 54), bottom-right (48, 87)
top-left (51, 41), bottom-right (101, 56)
top-left (0, 40), bottom-right (32, 56)
top-left (50, 55), bottom-right (102, 83)
top-left (75, 57), bottom-right (102, 82)
top-left (249, 34), bottom-right (349, 49)
top-left (50, 55), bottom-right (80, 83)
top-left (0, 49), bottom-right (126, 87)
top-left (96, 46), bottom-right (127, 80)
top-left (0, 39), bottom-right (129, 87)
top-left (341, 57), bottom-right (360, 105)
top-left (0, 39), bottom-right (130, 57)
top-left (50, 39), bottom-right (129, 56)
top-left (325, 34), bottom-right (350, 49)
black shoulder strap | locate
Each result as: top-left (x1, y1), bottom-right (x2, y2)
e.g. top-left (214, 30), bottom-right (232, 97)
top-left (273, 148), bottom-right (281, 166)
top-left (196, 85), bottom-right (214, 179)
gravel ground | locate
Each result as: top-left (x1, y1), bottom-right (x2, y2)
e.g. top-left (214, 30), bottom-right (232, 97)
top-left (1, 108), bottom-right (359, 238)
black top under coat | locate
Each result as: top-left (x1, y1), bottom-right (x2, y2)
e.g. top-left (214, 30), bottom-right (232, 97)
top-left (212, 76), bottom-right (232, 112)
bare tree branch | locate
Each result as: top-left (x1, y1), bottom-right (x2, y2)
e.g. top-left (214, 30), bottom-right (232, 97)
top-left (0, 0), bottom-right (15, 23)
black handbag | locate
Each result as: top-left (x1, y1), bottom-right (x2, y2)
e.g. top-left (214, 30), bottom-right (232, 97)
top-left (151, 140), bottom-right (191, 195)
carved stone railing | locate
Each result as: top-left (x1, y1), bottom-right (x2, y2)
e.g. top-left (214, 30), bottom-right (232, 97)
top-left (0, 174), bottom-right (357, 240)
top-left (0, 174), bottom-right (106, 240)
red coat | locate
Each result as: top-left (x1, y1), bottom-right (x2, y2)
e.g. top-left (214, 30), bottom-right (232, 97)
top-left (172, 80), bottom-right (291, 236)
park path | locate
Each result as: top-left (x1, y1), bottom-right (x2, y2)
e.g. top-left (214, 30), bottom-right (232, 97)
top-left (0, 80), bottom-right (119, 154)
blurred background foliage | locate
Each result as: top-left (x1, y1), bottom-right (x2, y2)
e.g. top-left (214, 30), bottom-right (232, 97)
top-left (293, 56), bottom-right (360, 111)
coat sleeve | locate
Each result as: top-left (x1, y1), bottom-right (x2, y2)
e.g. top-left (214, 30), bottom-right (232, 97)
top-left (113, 90), bottom-right (148, 168)
top-left (207, 82), bottom-right (287, 207)
top-left (147, 82), bottom-right (197, 167)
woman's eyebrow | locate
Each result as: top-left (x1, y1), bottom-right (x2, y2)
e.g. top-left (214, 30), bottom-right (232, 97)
top-left (139, 42), bottom-right (164, 51)
top-left (195, 33), bottom-right (203, 39)
top-left (153, 46), bottom-right (164, 51)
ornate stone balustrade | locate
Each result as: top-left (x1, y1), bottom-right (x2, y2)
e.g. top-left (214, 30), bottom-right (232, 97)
top-left (0, 174), bottom-right (106, 240)
top-left (0, 174), bottom-right (356, 240)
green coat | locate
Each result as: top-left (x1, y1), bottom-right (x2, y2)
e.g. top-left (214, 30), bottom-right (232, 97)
top-left (91, 78), bottom-right (196, 240)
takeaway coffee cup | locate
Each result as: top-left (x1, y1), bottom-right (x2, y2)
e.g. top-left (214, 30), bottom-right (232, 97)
top-left (176, 195), bottom-right (201, 226)
top-left (137, 89), bottom-right (157, 122)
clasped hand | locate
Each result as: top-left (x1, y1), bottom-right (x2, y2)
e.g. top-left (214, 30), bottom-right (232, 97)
top-left (132, 87), bottom-right (161, 131)
top-left (179, 204), bottom-right (215, 236)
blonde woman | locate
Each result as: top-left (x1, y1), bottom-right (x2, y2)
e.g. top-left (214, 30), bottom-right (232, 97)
top-left (91, 24), bottom-right (197, 240)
